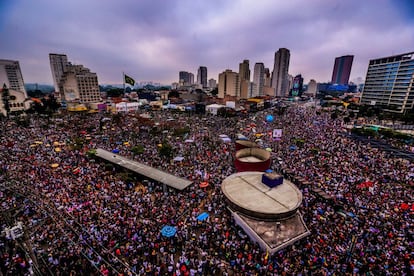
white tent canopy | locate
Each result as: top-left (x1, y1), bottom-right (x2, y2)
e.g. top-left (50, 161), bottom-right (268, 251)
top-left (206, 104), bottom-right (225, 115)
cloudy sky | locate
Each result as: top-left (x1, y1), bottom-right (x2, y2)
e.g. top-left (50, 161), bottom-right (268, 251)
top-left (1, 0), bottom-right (413, 86)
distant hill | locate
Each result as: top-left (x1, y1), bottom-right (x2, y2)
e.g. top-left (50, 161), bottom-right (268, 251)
top-left (25, 83), bottom-right (54, 94)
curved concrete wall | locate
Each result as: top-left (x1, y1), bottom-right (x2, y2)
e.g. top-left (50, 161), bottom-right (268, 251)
top-left (234, 148), bottom-right (271, 172)
top-left (235, 140), bottom-right (259, 151)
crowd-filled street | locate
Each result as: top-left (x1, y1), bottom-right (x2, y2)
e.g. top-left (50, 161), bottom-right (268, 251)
top-left (1, 104), bottom-right (413, 275)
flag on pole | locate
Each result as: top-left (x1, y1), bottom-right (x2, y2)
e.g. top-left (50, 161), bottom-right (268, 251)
top-left (124, 74), bottom-right (135, 86)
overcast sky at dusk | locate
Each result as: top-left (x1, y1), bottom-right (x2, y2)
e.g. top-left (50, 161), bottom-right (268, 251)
top-left (1, 0), bottom-right (413, 86)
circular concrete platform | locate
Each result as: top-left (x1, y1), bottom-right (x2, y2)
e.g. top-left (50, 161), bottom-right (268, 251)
top-left (221, 171), bottom-right (302, 220)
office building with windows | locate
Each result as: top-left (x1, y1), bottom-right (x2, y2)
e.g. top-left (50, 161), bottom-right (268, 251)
top-left (331, 55), bottom-right (353, 85)
top-left (271, 48), bottom-right (290, 97)
top-left (49, 53), bottom-right (69, 93)
top-left (197, 66), bottom-right (208, 88)
top-left (59, 64), bottom-right (101, 104)
top-left (208, 78), bottom-right (217, 89)
top-left (253, 62), bottom-right (265, 97)
top-left (218, 69), bottom-right (239, 99)
top-left (0, 59), bottom-right (27, 98)
top-left (360, 51), bottom-right (414, 113)
top-left (179, 71), bottom-right (194, 86)
top-left (239, 60), bottom-right (250, 99)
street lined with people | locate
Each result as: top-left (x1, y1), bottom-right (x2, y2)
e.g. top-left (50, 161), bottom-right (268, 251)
top-left (0, 105), bottom-right (413, 275)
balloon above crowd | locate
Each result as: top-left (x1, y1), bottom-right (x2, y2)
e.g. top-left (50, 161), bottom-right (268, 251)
top-left (265, 114), bottom-right (274, 123)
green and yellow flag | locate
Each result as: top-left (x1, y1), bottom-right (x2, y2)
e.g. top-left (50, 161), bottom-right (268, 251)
top-left (124, 74), bottom-right (135, 86)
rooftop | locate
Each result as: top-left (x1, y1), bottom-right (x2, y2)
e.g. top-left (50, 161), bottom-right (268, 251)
top-left (95, 148), bottom-right (193, 190)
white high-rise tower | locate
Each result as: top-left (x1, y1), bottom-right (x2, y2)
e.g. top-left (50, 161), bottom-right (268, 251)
top-left (253, 62), bottom-right (265, 97)
top-left (271, 48), bottom-right (290, 97)
top-left (0, 59), bottom-right (27, 97)
top-left (49, 53), bottom-right (69, 93)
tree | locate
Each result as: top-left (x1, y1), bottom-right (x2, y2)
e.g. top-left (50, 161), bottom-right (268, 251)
top-left (131, 145), bottom-right (144, 156)
top-left (168, 90), bottom-right (180, 99)
top-left (106, 88), bottom-right (124, 98)
top-left (210, 88), bottom-right (218, 96)
top-left (159, 142), bottom-right (173, 158)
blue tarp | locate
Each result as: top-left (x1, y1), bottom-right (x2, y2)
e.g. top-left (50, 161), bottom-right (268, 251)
top-left (161, 225), bottom-right (176, 237)
top-left (197, 212), bottom-right (209, 221)
top-left (112, 149), bottom-right (120, 153)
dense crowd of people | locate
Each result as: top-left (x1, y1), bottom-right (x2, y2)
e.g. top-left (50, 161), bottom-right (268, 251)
top-left (0, 103), bottom-right (413, 275)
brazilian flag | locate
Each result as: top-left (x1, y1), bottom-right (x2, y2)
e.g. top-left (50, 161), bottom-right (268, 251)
top-left (124, 74), bottom-right (135, 86)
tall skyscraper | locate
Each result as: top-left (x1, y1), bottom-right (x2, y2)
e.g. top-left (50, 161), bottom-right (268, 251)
top-left (253, 62), bottom-right (265, 97)
top-left (239, 60), bottom-right (250, 99)
top-left (361, 51), bottom-right (414, 113)
top-left (49, 53), bottom-right (69, 93)
top-left (179, 71), bottom-right (194, 86)
top-left (331, 55), bottom-right (354, 84)
top-left (262, 68), bottom-right (274, 96)
top-left (271, 48), bottom-right (290, 97)
top-left (197, 66), bottom-right (208, 88)
top-left (0, 59), bottom-right (27, 97)
top-left (239, 60), bottom-right (250, 81)
top-left (218, 69), bottom-right (239, 99)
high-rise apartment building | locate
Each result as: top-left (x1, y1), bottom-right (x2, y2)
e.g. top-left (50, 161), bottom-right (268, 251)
top-left (253, 62), bottom-right (265, 97)
top-left (262, 68), bottom-right (274, 96)
top-left (307, 79), bottom-right (318, 96)
top-left (239, 60), bottom-right (250, 81)
top-left (197, 66), bottom-right (208, 88)
top-left (49, 53), bottom-right (101, 103)
top-left (218, 70), bottom-right (239, 99)
top-left (0, 59), bottom-right (27, 97)
top-left (59, 64), bottom-right (101, 103)
top-left (271, 48), bottom-right (290, 97)
top-left (179, 71), bottom-right (194, 86)
top-left (208, 78), bottom-right (217, 89)
top-left (361, 51), bottom-right (414, 113)
top-left (49, 53), bottom-right (69, 93)
top-left (239, 60), bottom-right (250, 99)
top-left (264, 68), bottom-right (271, 87)
top-left (331, 55), bottom-right (354, 84)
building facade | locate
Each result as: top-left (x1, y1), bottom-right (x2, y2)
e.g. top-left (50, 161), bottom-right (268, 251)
top-left (361, 51), bottom-right (414, 113)
top-left (208, 78), bottom-right (217, 89)
top-left (0, 86), bottom-right (30, 116)
top-left (0, 59), bottom-right (27, 98)
top-left (253, 62), bottom-right (265, 97)
top-left (197, 66), bottom-right (208, 88)
top-left (271, 48), bottom-right (290, 97)
top-left (331, 55), bottom-right (353, 85)
top-left (218, 70), bottom-right (239, 99)
top-left (291, 74), bottom-right (304, 97)
top-left (179, 71), bottom-right (194, 86)
top-left (307, 79), bottom-right (318, 96)
top-left (49, 53), bottom-right (69, 93)
top-left (239, 60), bottom-right (250, 99)
top-left (59, 64), bottom-right (101, 104)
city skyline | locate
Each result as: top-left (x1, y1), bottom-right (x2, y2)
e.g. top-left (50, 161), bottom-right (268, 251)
top-left (1, 0), bottom-right (413, 86)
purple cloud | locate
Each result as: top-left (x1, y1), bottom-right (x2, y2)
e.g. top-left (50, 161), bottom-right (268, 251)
top-left (0, 0), bottom-right (413, 85)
